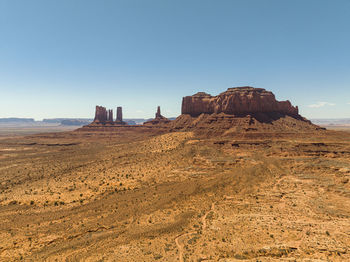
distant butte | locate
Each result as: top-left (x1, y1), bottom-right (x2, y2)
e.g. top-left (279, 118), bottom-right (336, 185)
top-left (170, 86), bottom-right (323, 135)
top-left (79, 86), bottom-right (324, 135)
top-left (91, 106), bottom-right (127, 125)
top-left (181, 86), bottom-right (299, 117)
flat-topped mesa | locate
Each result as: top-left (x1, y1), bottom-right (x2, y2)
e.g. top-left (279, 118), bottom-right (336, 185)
top-left (182, 86), bottom-right (299, 117)
top-left (94, 106), bottom-right (108, 123)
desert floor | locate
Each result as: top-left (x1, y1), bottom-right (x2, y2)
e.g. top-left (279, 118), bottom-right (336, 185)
top-left (0, 124), bottom-right (78, 138)
top-left (0, 127), bottom-right (350, 261)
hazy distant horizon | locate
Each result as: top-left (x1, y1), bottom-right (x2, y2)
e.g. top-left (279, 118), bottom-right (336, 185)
top-left (1, 116), bottom-right (350, 124)
top-left (1, 0), bottom-right (349, 119)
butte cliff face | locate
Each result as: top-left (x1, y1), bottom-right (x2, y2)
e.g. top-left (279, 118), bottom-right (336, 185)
top-left (94, 106), bottom-right (108, 123)
top-left (171, 86), bottom-right (322, 135)
top-left (181, 86), bottom-right (299, 117)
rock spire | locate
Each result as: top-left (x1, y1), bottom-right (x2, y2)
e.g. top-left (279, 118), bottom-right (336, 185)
top-left (143, 106), bottom-right (170, 126)
top-left (116, 107), bottom-right (123, 122)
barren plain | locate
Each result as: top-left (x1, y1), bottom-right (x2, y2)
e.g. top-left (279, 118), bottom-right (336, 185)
top-left (1, 127), bottom-right (350, 261)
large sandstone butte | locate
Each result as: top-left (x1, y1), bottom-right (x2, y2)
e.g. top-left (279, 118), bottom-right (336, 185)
top-left (83, 86), bottom-right (322, 134)
top-left (171, 86), bottom-right (323, 135)
top-left (181, 86), bottom-right (298, 117)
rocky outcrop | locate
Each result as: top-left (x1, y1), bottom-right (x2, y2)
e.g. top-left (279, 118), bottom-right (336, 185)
top-left (116, 107), bottom-right (123, 122)
top-left (94, 106), bottom-right (108, 123)
top-left (83, 86), bottom-right (321, 135)
top-left (115, 107), bottom-right (127, 125)
top-left (155, 106), bottom-right (162, 118)
top-left (169, 86), bottom-right (323, 135)
top-left (108, 109), bottom-right (113, 122)
top-left (92, 106), bottom-right (126, 125)
top-left (181, 86), bottom-right (299, 117)
top-left (143, 106), bottom-right (171, 126)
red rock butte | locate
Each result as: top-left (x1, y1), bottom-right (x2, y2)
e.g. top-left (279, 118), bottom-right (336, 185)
top-left (79, 86), bottom-right (323, 134)
top-left (169, 86), bottom-right (323, 135)
top-left (91, 106), bottom-right (127, 125)
top-left (181, 86), bottom-right (299, 117)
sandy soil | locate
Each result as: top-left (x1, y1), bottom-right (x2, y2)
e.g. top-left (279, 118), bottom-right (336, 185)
top-left (0, 128), bottom-right (350, 261)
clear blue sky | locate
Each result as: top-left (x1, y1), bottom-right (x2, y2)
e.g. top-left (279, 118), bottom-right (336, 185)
top-left (0, 0), bottom-right (349, 120)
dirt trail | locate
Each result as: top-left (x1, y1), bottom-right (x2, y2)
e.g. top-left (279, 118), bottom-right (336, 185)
top-left (175, 202), bottom-right (215, 261)
top-left (175, 231), bottom-right (196, 262)
top-left (202, 203), bottom-right (215, 230)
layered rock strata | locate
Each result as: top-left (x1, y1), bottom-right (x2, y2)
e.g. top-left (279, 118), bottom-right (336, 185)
top-left (181, 86), bottom-right (299, 117)
top-left (170, 86), bottom-right (323, 135)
